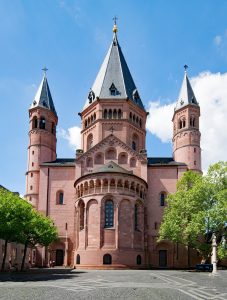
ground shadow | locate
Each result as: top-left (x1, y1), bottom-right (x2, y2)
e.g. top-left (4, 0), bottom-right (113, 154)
top-left (0, 268), bottom-right (86, 282)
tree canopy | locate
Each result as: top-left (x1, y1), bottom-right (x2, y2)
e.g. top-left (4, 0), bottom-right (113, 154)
top-left (0, 188), bottom-right (58, 271)
top-left (158, 161), bottom-right (227, 262)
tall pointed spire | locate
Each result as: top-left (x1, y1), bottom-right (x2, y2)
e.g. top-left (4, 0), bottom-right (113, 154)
top-left (175, 66), bottom-right (199, 110)
top-left (30, 68), bottom-right (57, 115)
top-left (84, 21), bottom-right (145, 110)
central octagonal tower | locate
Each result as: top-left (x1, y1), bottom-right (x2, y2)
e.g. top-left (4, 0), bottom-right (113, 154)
top-left (73, 23), bottom-right (148, 268)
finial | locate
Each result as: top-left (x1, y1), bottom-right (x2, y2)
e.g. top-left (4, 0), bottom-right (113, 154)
top-left (113, 16), bottom-right (118, 33)
top-left (42, 66), bottom-right (48, 77)
top-left (184, 64), bottom-right (188, 73)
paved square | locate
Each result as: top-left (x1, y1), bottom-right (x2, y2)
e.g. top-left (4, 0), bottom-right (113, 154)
top-left (0, 269), bottom-right (227, 299)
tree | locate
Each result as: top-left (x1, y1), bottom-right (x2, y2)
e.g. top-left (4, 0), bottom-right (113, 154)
top-left (0, 189), bottom-right (33, 271)
top-left (158, 162), bottom-right (227, 264)
top-left (0, 188), bottom-right (58, 271)
top-left (18, 211), bottom-right (58, 271)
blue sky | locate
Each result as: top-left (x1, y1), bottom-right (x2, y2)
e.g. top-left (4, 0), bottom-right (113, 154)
top-left (1, 0), bottom-right (227, 195)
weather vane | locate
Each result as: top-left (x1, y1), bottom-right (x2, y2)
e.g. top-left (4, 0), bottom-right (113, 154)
top-left (42, 66), bottom-right (48, 76)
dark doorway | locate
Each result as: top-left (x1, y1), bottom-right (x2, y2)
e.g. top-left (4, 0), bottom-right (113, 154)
top-left (103, 254), bottom-right (112, 265)
top-left (56, 249), bottom-right (64, 266)
top-left (76, 254), bottom-right (80, 264)
top-left (159, 250), bottom-right (167, 267)
top-left (136, 255), bottom-right (142, 265)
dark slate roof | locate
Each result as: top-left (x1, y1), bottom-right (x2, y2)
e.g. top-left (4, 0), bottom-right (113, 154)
top-left (30, 75), bottom-right (57, 115)
top-left (84, 33), bottom-right (145, 110)
top-left (147, 157), bottom-right (187, 166)
top-left (93, 161), bottom-right (132, 174)
top-left (175, 71), bottom-right (199, 110)
top-left (41, 158), bottom-right (75, 167)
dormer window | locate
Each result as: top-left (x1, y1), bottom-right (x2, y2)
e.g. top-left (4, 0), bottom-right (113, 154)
top-left (133, 89), bottom-right (140, 103)
top-left (88, 89), bottom-right (95, 104)
top-left (109, 83), bottom-right (118, 96)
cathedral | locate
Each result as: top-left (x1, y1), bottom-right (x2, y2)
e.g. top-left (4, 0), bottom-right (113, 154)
top-left (25, 23), bottom-right (202, 269)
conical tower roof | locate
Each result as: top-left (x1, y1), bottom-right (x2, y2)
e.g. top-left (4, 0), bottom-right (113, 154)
top-left (84, 26), bottom-right (144, 110)
top-left (175, 69), bottom-right (199, 110)
top-left (30, 71), bottom-right (57, 115)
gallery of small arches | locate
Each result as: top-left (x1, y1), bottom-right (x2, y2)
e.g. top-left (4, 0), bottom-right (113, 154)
top-left (178, 115), bottom-right (197, 129)
top-left (76, 178), bottom-right (146, 199)
top-left (83, 149), bottom-right (138, 168)
top-left (32, 116), bottom-right (56, 133)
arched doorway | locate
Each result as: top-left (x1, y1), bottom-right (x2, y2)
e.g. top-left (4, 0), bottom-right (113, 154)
top-left (136, 255), bottom-right (142, 265)
top-left (103, 254), bottom-right (112, 265)
top-left (159, 250), bottom-right (167, 267)
top-left (56, 249), bottom-right (64, 266)
top-left (76, 254), bottom-right (80, 265)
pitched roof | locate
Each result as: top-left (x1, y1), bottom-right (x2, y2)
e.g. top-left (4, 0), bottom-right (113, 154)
top-left (93, 160), bottom-right (132, 174)
top-left (147, 157), bottom-right (187, 166)
top-left (30, 74), bottom-right (57, 115)
top-left (41, 158), bottom-right (75, 167)
top-left (84, 32), bottom-right (144, 110)
top-left (175, 71), bottom-right (199, 110)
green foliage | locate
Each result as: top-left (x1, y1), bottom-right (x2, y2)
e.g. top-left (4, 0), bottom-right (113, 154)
top-left (158, 162), bottom-right (227, 261)
top-left (0, 188), bottom-right (58, 271)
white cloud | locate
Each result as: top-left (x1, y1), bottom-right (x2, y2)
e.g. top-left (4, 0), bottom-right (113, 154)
top-left (58, 126), bottom-right (81, 149)
top-left (146, 101), bottom-right (175, 143)
top-left (214, 35), bottom-right (222, 46)
top-left (146, 71), bottom-right (227, 171)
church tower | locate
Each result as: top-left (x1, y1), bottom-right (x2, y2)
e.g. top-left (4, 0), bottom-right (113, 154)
top-left (25, 69), bottom-right (58, 208)
top-left (80, 21), bottom-right (147, 153)
top-left (172, 67), bottom-right (201, 172)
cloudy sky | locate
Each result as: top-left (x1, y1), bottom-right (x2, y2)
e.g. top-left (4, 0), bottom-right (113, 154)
top-left (0, 0), bottom-right (227, 194)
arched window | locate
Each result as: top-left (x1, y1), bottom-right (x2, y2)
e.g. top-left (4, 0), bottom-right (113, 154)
top-left (86, 157), bottom-right (93, 168)
top-left (129, 112), bottom-right (132, 121)
top-left (105, 148), bottom-right (116, 160)
top-left (104, 109), bottom-right (108, 119)
top-left (56, 191), bottom-right (64, 205)
top-left (94, 152), bottom-right (104, 164)
top-left (132, 133), bottom-right (139, 151)
top-left (32, 117), bottom-right (38, 129)
top-left (135, 204), bottom-right (138, 230)
top-left (136, 255), bottom-right (142, 265)
top-left (105, 200), bottom-right (114, 228)
top-left (118, 109), bottom-right (122, 119)
top-left (94, 113), bottom-right (96, 121)
top-left (85, 119), bottom-right (88, 128)
top-left (118, 152), bottom-right (128, 164)
top-left (39, 117), bottom-right (46, 129)
top-left (160, 192), bottom-right (166, 206)
top-left (139, 119), bottom-right (142, 128)
top-left (79, 201), bottom-right (85, 230)
top-left (108, 109), bottom-right (112, 119)
top-left (103, 254), bottom-right (112, 265)
top-left (87, 134), bottom-right (93, 150)
top-left (76, 254), bottom-right (80, 264)
top-left (113, 109), bottom-right (117, 119)
top-left (133, 114), bottom-right (135, 122)
top-left (132, 141), bottom-right (136, 151)
top-left (130, 157), bottom-right (136, 168)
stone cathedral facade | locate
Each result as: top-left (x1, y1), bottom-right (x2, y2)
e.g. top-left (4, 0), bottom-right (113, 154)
top-left (25, 24), bottom-right (202, 269)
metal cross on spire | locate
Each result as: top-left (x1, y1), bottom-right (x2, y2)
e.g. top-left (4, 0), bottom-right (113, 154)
top-left (109, 126), bottom-right (114, 134)
top-left (184, 64), bottom-right (189, 73)
top-left (42, 66), bottom-right (48, 76)
top-left (113, 16), bottom-right (118, 34)
top-left (113, 15), bottom-right (118, 25)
